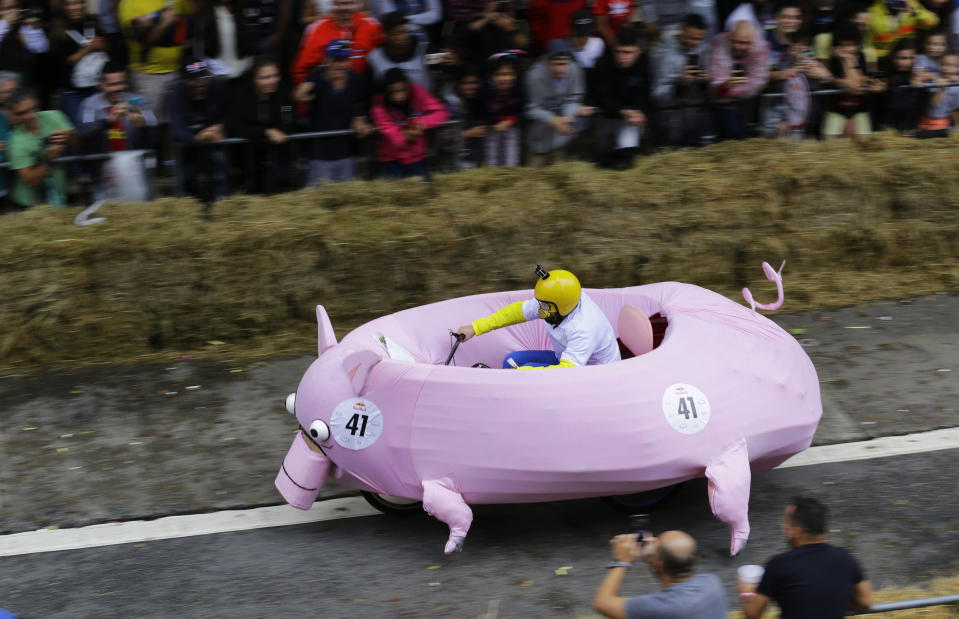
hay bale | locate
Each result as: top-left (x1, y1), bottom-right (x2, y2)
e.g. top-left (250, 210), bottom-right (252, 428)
top-left (1, 135), bottom-right (958, 372)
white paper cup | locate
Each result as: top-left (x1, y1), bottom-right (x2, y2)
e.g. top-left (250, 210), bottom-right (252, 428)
top-left (738, 564), bottom-right (765, 584)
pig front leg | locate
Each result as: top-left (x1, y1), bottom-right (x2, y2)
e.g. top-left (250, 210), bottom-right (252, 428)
top-left (422, 477), bottom-right (473, 554)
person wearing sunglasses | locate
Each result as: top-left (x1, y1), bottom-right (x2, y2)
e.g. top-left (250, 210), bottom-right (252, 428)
top-left (455, 264), bottom-right (621, 369)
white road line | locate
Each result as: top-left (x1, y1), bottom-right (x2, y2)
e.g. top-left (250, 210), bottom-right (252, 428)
top-left (0, 497), bottom-right (379, 558)
top-left (2, 427), bottom-right (959, 558)
top-left (776, 427), bottom-right (959, 469)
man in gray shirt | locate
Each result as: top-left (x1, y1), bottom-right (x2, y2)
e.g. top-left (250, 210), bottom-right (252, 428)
top-left (593, 529), bottom-right (727, 619)
top-left (651, 12), bottom-right (714, 145)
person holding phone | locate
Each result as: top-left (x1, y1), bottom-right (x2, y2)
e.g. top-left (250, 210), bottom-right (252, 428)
top-left (651, 12), bottom-right (712, 146)
top-left (709, 19), bottom-right (770, 139)
top-left (79, 62), bottom-right (157, 154)
top-left (593, 529), bottom-right (727, 619)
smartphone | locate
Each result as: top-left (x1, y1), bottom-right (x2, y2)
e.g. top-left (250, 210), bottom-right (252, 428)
top-left (128, 96), bottom-right (144, 107)
top-left (686, 53), bottom-right (699, 67)
top-left (628, 513), bottom-right (650, 541)
top-left (497, 0), bottom-right (508, 12)
top-left (733, 62), bottom-right (746, 74)
top-left (425, 52), bottom-right (448, 65)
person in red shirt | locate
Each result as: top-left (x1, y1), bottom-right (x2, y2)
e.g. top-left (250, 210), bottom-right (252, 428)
top-left (528, 0), bottom-right (586, 52)
top-left (593, 0), bottom-right (635, 48)
top-left (291, 0), bottom-right (384, 83)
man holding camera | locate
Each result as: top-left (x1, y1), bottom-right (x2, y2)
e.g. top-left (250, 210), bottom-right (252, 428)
top-left (79, 62), bottom-right (157, 153)
top-left (6, 88), bottom-right (78, 209)
top-left (593, 529), bottom-right (727, 619)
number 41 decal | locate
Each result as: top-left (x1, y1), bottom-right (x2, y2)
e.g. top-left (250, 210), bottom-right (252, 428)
top-left (344, 413), bottom-right (369, 437)
top-left (662, 384), bottom-right (711, 435)
top-left (677, 397), bottom-right (698, 420)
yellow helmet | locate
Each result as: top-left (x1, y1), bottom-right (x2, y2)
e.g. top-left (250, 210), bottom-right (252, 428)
top-left (534, 264), bottom-right (582, 318)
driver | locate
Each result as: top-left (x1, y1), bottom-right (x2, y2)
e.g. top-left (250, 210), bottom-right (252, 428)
top-left (455, 265), bottom-right (621, 369)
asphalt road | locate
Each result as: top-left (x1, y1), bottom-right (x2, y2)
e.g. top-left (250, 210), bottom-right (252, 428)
top-left (2, 448), bottom-right (958, 618)
top-left (1, 292), bottom-right (957, 617)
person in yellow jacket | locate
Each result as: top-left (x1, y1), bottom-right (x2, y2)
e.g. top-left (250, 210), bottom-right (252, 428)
top-left (455, 265), bottom-right (621, 369)
top-left (866, 0), bottom-right (938, 59)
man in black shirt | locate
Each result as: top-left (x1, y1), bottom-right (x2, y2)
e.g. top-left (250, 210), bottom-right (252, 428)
top-left (295, 39), bottom-right (372, 185)
top-left (591, 25), bottom-right (650, 169)
top-left (166, 58), bottom-right (230, 203)
top-left (740, 496), bottom-right (873, 619)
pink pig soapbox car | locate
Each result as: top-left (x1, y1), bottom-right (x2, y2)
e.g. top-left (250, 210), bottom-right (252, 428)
top-left (275, 262), bottom-right (822, 555)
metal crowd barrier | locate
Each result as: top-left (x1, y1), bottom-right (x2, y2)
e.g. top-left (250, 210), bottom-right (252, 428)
top-left (3, 80), bottom-right (958, 198)
top-left (851, 593), bottom-right (959, 614)
top-left (169, 120), bottom-right (464, 196)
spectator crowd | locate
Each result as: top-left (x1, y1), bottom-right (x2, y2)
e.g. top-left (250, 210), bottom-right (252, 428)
top-left (2, 0), bottom-right (959, 210)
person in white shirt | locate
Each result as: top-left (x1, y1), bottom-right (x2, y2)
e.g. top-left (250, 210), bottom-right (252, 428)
top-left (455, 264), bottom-right (621, 369)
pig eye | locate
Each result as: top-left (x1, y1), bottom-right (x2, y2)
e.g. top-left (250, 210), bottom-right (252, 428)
top-left (308, 420), bottom-right (330, 442)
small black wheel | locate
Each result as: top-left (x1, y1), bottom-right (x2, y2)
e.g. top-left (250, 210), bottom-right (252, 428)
top-left (361, 491), bottom-right (423, 515)
top-left (603, 483), bottom-right (684, 513)
top-left (472, 362), bottom-right (491, 368)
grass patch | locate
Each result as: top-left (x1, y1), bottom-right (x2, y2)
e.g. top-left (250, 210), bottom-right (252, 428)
top-left (2, 134), bottom-right (958, 373)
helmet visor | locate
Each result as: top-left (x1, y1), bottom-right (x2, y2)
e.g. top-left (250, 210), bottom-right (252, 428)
top-left (536, 300), bottom-right (557, 319)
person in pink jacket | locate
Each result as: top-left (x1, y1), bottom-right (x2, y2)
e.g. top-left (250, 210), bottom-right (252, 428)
top-left (371, 67), bottom-right (449, 180)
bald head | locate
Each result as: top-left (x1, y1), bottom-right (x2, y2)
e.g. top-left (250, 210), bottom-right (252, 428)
top-left (657, 531), bottom-right (698, 579)
top-left (729, 20), bottom-right (755, 58)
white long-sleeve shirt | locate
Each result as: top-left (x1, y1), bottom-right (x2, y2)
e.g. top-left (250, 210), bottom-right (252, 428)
top-left (519, 293), bottom-right (621, 367)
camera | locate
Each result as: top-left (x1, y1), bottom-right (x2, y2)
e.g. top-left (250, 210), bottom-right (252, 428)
top-left (425, 52), bottom-right (448, 65)
top-left (733, 62), bottom-right (746, 74)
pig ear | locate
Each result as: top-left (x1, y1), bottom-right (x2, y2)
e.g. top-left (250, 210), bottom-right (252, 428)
top-left (343, 350), bottom-right (380, 394)
top-left (317, 305), bottom-right (338, 356)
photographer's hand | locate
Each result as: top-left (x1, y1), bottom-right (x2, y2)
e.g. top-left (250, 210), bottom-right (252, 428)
top-left (610, 534), bottom-right (639, 563)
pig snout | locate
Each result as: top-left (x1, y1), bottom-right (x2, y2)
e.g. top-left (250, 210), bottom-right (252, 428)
top-left (275, 432), bottom-right (332, 509)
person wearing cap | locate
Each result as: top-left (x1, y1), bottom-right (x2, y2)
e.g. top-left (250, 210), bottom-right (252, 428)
top-left (295, 39), bottom-right (372, 184)
top-left (593, 530), bottom-right (727, 619)
top-left (166, 56), bottom-right (230, 202)
top-left (548, 9), bottom-right (607, 69)
top-left (455, 265), bottom-right (620, 369)
top-left (524, 47), bottom-right (585, 166)
top-left (79, 61), bottom-right (157, 155)
top-left (291, 0), bottom-right (384, 84)
top-left (527, 0), bottom-right (586, 53)
top-left (367, 11), bottom-right (432, 89)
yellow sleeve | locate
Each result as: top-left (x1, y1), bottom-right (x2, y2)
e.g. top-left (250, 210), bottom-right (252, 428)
top-left (517, 359), bottom-right (578, 370)
top-left (472, 301), bottom-right (528, 336)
